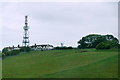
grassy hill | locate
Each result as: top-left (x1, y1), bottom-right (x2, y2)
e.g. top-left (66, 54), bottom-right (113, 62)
top-left (2, 49), bottom-right (118, 78)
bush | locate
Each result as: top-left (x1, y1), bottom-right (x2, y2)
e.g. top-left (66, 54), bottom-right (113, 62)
top-left (1, 53), bottom-right (5, 57)
top-left (11, 50), bottom-right (20, 55)
top-left (5, 50), bottom-right (20, 56)
top-left (20, 47), bottom-right (31, 52)
top-left (4, 51), bottom-right (10, 56)
top-left (96, 41), bottom-right (119, 50)
top-left (54, 46), bottom-right (73, 50)
top-left (96, 42), bottom-right (110, 50)
top-left (67, 46), bottom-right (73, 49)
top-left (118, 44), bottom-right (120, 48)
top-left (2, 46), bottom-right (32, 58)
top-left (2, 48), bottom-right (9, 54)
top-left (2, 49), bottom-right (20, 56)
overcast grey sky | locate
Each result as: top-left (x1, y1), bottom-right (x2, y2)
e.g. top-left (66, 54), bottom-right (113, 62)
top-left (0, 2), bottom-right (118, 50)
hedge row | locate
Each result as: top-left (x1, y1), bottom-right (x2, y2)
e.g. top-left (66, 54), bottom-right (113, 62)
top-left (2, 47), bottom-right (31, 58)
top-left (54, 46), bottom-right (73, 50)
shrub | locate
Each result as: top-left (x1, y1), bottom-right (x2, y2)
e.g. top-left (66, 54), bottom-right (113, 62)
top-left (67, 46), bottom-right (73, 49)
top-left (4, 52), bottom-right (10, 56)
top-left (10, 50), bottom-right (20, 55)
top-left (96, 42), bottom-right (110, 50)
top-left (3, 50), bottom-right (20, 56)
top-left (20, 47), bottom-right (31, 52)
top-left (96, 41), bottom-right (119, 50)
top-left (1, 53), bottom-right (5, 57)
top-left (54, 46), bottom-right (73, 50)
top-left (2, 48), bottom-right (9, 54)
top-left (2, 46), bottom-right (31, 58)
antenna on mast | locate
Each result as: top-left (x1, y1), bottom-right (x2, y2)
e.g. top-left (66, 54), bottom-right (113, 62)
top-left (22, 16), bottom-right (30, 47)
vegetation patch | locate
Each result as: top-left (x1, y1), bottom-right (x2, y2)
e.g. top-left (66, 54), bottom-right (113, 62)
top-left (2, 49), bottom-right (118, 78)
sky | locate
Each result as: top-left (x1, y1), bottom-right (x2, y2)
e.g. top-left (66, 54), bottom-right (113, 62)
top-left (0, 1), bottom-right (118, 50)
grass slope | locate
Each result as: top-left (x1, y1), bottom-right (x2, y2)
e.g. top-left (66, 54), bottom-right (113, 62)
top-left (2, 49), bottom-right (118, 78)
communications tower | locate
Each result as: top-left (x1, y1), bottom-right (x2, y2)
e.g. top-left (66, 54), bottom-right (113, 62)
top-left (23, 16), bottom-right (29, 47)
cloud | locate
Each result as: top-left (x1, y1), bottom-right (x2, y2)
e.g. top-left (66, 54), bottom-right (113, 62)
top-left (0, 2), bottom-right (118, 50)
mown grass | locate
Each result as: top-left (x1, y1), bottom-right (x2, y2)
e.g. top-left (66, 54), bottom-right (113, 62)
top-left (2, 49), bottom-right (118, 78)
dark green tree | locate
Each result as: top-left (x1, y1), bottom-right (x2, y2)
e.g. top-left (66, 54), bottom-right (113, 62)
top-left (78, 34), bottom-right (119, 49)
top-left (2, 47), bottom-right (9, 54)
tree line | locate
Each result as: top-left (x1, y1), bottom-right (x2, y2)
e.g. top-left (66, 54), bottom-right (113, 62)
top-left (1, 34), bottom-right (119, 58)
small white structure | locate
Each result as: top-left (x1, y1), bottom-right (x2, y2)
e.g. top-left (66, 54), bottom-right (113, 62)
top-left (31, 44), bottom-right (54, 51)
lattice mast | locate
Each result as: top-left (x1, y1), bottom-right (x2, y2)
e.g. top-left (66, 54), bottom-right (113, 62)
top-left (23, 16), bottom-right (29, 47)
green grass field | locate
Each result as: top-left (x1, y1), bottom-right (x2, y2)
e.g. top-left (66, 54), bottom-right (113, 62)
top-left (2, 49), bottom-right (118, 78)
